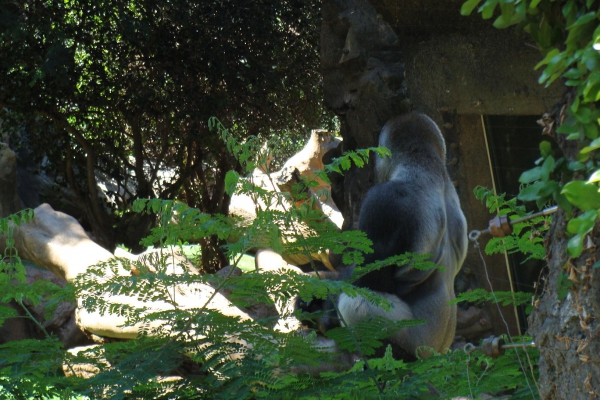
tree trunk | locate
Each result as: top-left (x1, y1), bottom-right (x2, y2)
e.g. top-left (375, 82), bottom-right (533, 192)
top-left (527, 98), bottom-right (600, 399)
top-left (184, 144), bottom-right (237, 273)
top-left (320, 0), bottom-right (409, 234)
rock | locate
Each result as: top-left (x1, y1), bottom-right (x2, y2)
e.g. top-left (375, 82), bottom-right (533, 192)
top-left (229, 131), bottom-right (343, 271)
top-left (455, 305), bottom-right (492, 341)
top-left (0, 203), bottom-right (116, 281)
top-left (255, 249), bottom-right (305, 333)
top-left (0, 204), bottom-right (252, 341)
top-left (0, 261), bottom-right (91, 348)
top-left (63, 345), bottom-right (105, 379)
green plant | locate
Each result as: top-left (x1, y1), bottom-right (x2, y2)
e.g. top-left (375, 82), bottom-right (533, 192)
top-left (474, 186), bottom-right (549, 262)
top-left (453, 187), bottom-right (548, 316)
top-left (0, 209), bottom-right (85, 399)
top-left (0, 0), bottom-right (331, 255)
top-left (1, 122), bottom-right (539, 398)
top-left (461, 2), bottom-right (600, 395)
top-left (462, 0), bottom-right (600, 259)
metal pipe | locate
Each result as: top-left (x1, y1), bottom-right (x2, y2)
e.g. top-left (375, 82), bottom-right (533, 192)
top-left (464, 335), bottom-right (536, 358)
top-left (468, 205), bottom-right (558, 242)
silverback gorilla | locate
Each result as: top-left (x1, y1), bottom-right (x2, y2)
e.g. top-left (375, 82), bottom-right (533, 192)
top-left (337, 113), bottom-right (468, 359)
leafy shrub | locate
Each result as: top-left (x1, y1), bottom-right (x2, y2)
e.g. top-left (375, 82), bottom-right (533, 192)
top-left (0, 126), bottom-right (539, 399)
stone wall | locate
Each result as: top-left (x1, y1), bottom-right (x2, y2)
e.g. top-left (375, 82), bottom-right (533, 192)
top-left (320, 0), bottom-right (563, 338)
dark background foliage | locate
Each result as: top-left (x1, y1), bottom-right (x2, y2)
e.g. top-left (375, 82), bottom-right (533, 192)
top-left (0, 0), bottom-right (325, 270)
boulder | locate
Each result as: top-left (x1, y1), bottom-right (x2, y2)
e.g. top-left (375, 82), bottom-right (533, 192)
top-left (229, 130), bottom-right (343, 270)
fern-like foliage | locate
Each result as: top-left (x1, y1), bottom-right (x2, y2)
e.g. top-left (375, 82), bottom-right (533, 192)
top-left (454, 288), bottom-right (534, 314)
top-left (474, 186), bottom-right (548, 261)
top-left (469, 186), bottom-right (550, 315)
top-left (0, 129), bottom-right (539, 399)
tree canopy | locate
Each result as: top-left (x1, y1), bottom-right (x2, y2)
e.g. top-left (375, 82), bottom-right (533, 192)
top-left (0, 0), bottom-right (325, 264)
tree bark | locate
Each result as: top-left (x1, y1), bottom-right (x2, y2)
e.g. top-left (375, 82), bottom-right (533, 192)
top-left (320, 0), bottom-right (409, 235)
top-left (527, 99), bottom-right (600, 399)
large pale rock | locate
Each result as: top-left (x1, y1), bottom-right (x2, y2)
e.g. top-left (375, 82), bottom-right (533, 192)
top-left (255, 249), bottom-right (305, 333)
top-left (0, 203), bottom-right (117, 281)
top-left (63, 345), bottom-right (104, 379)
top-left (230, 169), bottom-right (337, 270)
top-left (229, 131), bottom-right (343, 270)
top-left (274, 130), bottom-right (343, 229)
top-left (0, 204), bottom-right (252, 340)
top-left (75, 281), bottom-right (251, 340)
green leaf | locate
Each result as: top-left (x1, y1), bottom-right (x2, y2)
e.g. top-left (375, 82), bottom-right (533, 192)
top-left (568, 234), bottom-right (585, 257)
top-left (535, 49), bottom-right (560, 70)
top-left (132, 199), bottom-right (148, 213)
top-left (539, 140), bottom-right (553, 158)
top-left (537, 180), bottom-right (559, 197)
top-left (574, 105), bottom-right (593, 124)
top-left (519, 167), bottom-right (541, 184)
top-left (554, 192), bottom-right (573, 217)
top-left (530, 0), bottom-right (542, 9)
top-left (556, 115), bottom-right (580, 135)
top-left (224, 170), bottom-right (240, 196)
top-left (563, 68), bottom-right (586, 80)
top-left (567, 11), bottom-right (597, 29)
top-left (540, 156), bottom-right (555, 180)
top-left (518, 181), bottom-right (555, 202)
top-left (480, 0), bottom-right (499, 19)
top-left (584, 50), bottom-right (600, 71)
top-left (571, 96), bottom-right (581, 113)
top-left (566, 210), bottom-right (597, 234)
top-left (348, 152), bottom-right (365, 168)
top-left (493, 14), bottom-right (511, 29)
top-left (461, 0), bottom-right (482, 16)
top-left (540, 20), bottom-right (555, 48)
top-left (9, 214), bottom-right (22, 226)
top-left (580, 136), bottom-right (600, 153)
top-left (583, 71), bottom-right (600, 100)
top-left (584, 122), bottom-right (600, 139)
top-left (538, 53), bottom-right (567, 85)
top-left (568, 161), bottom-right (585, 171)
top-left (566, 14), bottom-right (597, 52)
top-left (578, 150), bottom-right (591, 162)
top-left (588, 169), bottom-right (600, 182)
top-left (562, 180), bottom-right (600, 210)
top-left (562, 0), bottom-right (575, 17)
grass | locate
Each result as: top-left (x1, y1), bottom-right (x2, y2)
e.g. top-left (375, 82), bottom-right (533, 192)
top-left (117, 244), bottom-right (256, 272)
top-left (152, 244), bottom-right (256, 272)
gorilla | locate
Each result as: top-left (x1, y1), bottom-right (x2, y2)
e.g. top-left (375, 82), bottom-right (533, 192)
top-left (336, 112), bottom-right (468, 359)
